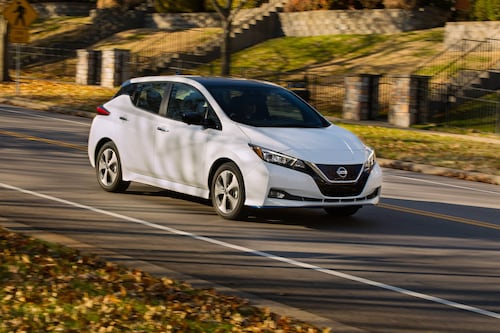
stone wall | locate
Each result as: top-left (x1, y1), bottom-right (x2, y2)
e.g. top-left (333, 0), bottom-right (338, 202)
top-left (145, 12), bottom-right (220, 30)
top-left (279, 7), bottom-right (448, 36)
top-left (444, 21), bottom-right (500, 50)
top-left (144, 8), bottom-right (267, 31)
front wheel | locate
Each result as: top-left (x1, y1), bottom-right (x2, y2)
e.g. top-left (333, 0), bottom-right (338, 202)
top-left (324, 205), bottom-right (361, 217)
top-left (96, 142), bottom-right (130, 192)
top-left (211, 162), bottom-right (246, 220)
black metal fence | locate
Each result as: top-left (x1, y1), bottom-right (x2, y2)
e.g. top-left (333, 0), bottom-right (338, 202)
top-left (7, 42), bottom-right (500, 134)
top-left (8, 45), bottom-right (76, 82)
top-left (414, 38), bottom-right (500, 133)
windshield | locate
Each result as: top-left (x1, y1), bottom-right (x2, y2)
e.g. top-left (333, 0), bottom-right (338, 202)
top-left (206, 84), bottom-right (330, 128)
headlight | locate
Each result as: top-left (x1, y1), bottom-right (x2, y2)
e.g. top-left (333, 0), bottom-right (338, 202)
top-left (250, 144), bottom-right (306, 170)
top-left (363, 148), bottom-right (376, 172)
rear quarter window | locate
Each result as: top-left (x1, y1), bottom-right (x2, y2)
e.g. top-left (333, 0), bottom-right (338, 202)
top-left (114, 82), bottom-right (169, 114)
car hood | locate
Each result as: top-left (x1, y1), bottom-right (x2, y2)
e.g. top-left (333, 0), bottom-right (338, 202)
top-left (238, 124), bottom-right (369, 164)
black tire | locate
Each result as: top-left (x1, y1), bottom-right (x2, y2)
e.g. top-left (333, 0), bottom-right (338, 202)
top-left (95, 142), bottom-right (130, 192)
top-left (210, 162), bottom-right (246, 220)
top-left (324, 205), bottom-right (361, 217)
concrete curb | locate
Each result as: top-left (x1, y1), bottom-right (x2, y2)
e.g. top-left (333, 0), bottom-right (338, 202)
top-left (378, 158), bottom-right (500, 185)
top-left (2, 97), bottom-right (499, 186)
top-left (0, 97), bottom-right (96, 119)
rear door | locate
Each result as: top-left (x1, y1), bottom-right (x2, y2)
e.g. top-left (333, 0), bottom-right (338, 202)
top-left (116, 82), bottom-right (169, 176)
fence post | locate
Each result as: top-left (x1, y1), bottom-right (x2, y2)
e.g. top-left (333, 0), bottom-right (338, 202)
top-left (388, 74), bottom-right (430, 127)
top-left (342, 74), bottom-right (380, 121)
top-left (76, 49), bottom-right (102, 85)
top-left (101, 49), bottom-right (131, 88)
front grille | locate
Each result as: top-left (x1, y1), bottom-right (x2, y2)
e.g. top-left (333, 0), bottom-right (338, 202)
top-left (316, 164), bottom-right (363, 181)
top-left (312, 170), bottom-right (370, 197)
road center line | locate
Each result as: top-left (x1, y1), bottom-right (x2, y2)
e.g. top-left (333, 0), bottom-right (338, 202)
top-left (1, 181), bottom-right (499, 320)
top-left (379, 203), bottom-right (500, 230)
top-left (0, 106), bottom-right (90, 125)
top-left (0, 129), bottom-right (87, 151)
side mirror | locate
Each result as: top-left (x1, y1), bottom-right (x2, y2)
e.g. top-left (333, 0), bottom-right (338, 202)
top-left (182, 112), bottom-right (204, 126)
top-left (181, 112), bottom-right (219, 130)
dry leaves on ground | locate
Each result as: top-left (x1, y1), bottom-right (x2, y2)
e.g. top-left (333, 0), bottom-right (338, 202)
top-left (0, 227), bottom-right (326, 333)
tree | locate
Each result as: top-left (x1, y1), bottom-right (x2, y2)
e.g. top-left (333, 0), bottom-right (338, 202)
top-left (474, 0), bottom-right (500, 20)
top-left (96, 0), bottom-right (144, 10)
top-left (0, 15), bottom-right (8, 82)
top-left (209, 0), bottom-right (248, 76)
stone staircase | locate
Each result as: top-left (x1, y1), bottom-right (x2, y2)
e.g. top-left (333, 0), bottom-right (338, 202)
top-left (416, 38), bottom-right (500, 111)
top-left (452, 66), bottom-right (500, 100)
top-left (141, 0), bottom-right (290, 74)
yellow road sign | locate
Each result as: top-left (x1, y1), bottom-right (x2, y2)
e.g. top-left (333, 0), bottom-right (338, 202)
top-left (3, 0), bottom-right (37, 27)
top-left (9, 26), bottom-right (29, 43)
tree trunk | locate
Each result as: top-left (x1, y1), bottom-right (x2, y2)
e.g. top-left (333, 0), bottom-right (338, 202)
top-left (210, 0), bottom-right (247, 77)
top-left (0, 16), bottom-right (9, 82)
top-left (220, 20), bottom-right (232, 77)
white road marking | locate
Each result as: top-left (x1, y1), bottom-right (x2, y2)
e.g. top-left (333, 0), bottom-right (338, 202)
top-left (1, 181), bottom-right (500, 320)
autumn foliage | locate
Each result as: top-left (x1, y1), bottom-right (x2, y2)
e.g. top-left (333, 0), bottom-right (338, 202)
top-left (0, 228), bottom-right (324, 332)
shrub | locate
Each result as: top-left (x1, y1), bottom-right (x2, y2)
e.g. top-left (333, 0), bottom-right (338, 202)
top-left (359, 0), bottom-right (384, 9)
top-left (154, 0), bottom-right (205, 13)
top-left (285, 0), bottom-right (387, 11)
top-left (473, 0), bottom-right (500, 21)
top-left (420, 0), bottom-right (454, 10)
top-left (383, 0), bottom-right (417, 9)
top-left (153, 0), bottom-right (263, 13)
top-left (285, 0), bottom-right (332, 11)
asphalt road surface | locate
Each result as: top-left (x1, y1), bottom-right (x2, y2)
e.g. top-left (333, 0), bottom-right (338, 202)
top-left (1, 104), bottom-right (499, 333)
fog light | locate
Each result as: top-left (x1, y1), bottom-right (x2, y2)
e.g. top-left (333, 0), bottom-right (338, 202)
top-left (268, 189), bottom-right (286, 199)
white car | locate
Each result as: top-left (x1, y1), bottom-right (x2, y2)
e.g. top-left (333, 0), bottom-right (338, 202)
top-left (88, 76), bottom-right (382, 220)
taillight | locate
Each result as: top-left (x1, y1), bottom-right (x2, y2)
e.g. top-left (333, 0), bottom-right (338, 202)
top-left (96, 105), bottom-right (110, 116)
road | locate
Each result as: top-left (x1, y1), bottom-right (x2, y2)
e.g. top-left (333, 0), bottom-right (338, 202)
top-left (1, 104), bottom-right (499, 333)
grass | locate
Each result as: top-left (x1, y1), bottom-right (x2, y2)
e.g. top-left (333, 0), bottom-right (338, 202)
top-left (204, 29), bottom-right (445, 75)
top-left (229, 34), bottom-right (388, 72)
top-left (435, 92), bottom-right (500, 133)
top-left (92, 28), bottom-right (222, 56)
top-left (30, 16), bottom-right (92, 42)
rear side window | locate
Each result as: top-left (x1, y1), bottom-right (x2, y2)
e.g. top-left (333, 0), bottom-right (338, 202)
top-left (115, 82), bottom-right (169, 114)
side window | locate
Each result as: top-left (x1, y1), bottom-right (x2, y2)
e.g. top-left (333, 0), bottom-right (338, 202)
top-left (166, 83), bottom-right (207, 121)
top-left (133, 82), bottom-right (168, 114)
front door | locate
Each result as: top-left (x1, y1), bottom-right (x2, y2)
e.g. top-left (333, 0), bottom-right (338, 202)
top-left (154, 83), bottom-right (220, 190)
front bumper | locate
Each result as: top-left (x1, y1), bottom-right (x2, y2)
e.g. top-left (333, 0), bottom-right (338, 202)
top-left (243, 161), bottom-right (382, 208)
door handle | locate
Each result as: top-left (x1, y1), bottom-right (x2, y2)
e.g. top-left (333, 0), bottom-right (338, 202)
top-left (119, 116), bottom-right (128, 121)
top-left (156, 126), bottom-right (169, 132)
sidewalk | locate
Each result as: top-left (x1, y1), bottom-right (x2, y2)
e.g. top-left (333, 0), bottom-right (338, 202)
top-left (2, 95), bottom-right (500, 186)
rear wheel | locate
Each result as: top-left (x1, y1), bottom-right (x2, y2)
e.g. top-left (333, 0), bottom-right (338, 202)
top-left (324, 205), bottom-right (361, 217)
top-left (211, 162), bottom-right (246, 220)
top-left (96, 142), bottom-right (130, 192)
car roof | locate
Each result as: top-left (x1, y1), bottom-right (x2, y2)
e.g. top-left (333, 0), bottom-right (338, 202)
top-left (123, 75), bottom-right (278, 89)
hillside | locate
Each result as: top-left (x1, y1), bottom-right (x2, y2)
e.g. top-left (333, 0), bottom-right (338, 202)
top-left (27, 16), bottom-right (445, 77)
